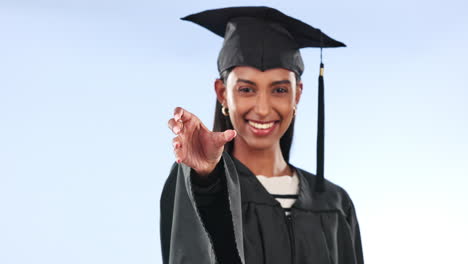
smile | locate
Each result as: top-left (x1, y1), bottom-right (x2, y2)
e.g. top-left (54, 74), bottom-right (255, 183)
top-left (247, 120), bottom-right (279, 136)
top-left (248, 120), bottom-right (276, 129)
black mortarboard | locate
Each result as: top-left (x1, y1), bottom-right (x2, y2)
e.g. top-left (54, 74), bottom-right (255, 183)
top-left (182, 6), bottom-right (346, 192)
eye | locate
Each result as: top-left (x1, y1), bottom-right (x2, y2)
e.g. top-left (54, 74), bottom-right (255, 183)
top-left (238, 87), bottom-right (254, 93)
top-left (274, 87), bottom-right (288, 93)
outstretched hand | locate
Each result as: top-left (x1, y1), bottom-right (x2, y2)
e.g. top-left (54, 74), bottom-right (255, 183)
top-left (168, 107), bottom-right (236, 176)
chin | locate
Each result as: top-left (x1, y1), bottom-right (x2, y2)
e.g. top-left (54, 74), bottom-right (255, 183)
top-left (243, 136), bottom-right (279, 151)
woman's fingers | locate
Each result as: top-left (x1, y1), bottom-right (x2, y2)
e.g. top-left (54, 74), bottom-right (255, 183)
top-left (170, 107), bottom-right (199, 136)
top-left (212, 129), bottom-right (237, 147)
top-left (167, 118), bottom-right (183, 135)
top-left (223, 129), bottom-right (237, 143)
top-left (172, 136), bottom-right (183, 163)
top-left (170, 107), bottom-right (198, 164)
top-left (172, 136), bottom-right (181, 149)
top-left (170, 107), bottom-right (230, 166)
top-left (173, 106), bottom-right (195, 123)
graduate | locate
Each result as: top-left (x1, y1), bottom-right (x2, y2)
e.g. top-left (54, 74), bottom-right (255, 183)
top-left (162, 6), bottom-right (364, 264)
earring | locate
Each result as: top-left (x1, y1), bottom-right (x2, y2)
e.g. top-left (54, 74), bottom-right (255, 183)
top-left (293, 106), bottom-right (297, 117)
top-left (221, 104), bottom-right (229, 116)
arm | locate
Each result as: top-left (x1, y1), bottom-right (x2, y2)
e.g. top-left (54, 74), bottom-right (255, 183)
top-left (165, 107), bottom-right (240, 263)
top-left (190, 160), bottom-right (241, 264)
top-left (190, 159), bottom-right (224, 206)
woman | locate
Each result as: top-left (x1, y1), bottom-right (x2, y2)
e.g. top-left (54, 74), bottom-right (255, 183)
top-left (161, 6), bottom-right (364, 264)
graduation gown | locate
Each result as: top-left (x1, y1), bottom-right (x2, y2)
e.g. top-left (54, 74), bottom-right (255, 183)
top-left (160, 151), bottom-right (364, 264)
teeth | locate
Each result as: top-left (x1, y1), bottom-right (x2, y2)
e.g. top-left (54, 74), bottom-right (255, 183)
top-left (248, 120), bottom-right (275, 129)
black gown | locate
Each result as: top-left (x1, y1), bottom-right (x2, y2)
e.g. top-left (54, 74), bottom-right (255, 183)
top-left (160, 151), bottom-right (364, 264)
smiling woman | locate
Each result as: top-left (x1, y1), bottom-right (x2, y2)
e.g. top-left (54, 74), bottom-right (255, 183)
top-left (215, 66), bottom-right (301, 167)
top-left (161, 6), bottom-right (363, 264)
top-left (215, 68), bottom-right (302, 163)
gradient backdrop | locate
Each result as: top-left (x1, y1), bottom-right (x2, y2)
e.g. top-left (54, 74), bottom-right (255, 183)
top-left (1, 0), bottom-right (467, 263)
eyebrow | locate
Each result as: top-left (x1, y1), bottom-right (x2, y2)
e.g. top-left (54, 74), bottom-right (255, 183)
top-left (237, 79), bottom-right (256, 86)
top-left (271, 80), bottom-right (291, 86)
top-left (236, 79), bottom-right (291, 86)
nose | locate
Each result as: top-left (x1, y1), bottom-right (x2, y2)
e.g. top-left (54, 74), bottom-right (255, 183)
top-left (254, 91), bottom-right (271, 117)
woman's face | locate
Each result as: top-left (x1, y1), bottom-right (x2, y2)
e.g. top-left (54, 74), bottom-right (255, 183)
top-left (216, 66), bottom-right (302, 151)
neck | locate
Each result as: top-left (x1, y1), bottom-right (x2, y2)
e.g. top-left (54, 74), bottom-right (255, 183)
top-left (232, 139), bottom-right (292, 177)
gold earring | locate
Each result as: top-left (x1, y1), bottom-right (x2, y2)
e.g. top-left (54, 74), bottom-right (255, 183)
top-left (293, 106), bottom-right (297, 117)
top-left (222, 104), bottom-right (229, 116)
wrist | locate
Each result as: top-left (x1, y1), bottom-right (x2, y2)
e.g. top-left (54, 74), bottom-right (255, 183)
top-left (195, 163), bottom-right (218, 177)
top-left (195, 154), bottom-right (223, 176)
top-left (191, 159), bottom-right (224, 187)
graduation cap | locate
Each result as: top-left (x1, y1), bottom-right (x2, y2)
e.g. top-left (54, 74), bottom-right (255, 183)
top-left (182, 6), bottom-right (346, 192)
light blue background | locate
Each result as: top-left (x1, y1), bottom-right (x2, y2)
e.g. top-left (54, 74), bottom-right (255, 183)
top-left (1, 0), bottom-right (467, 263)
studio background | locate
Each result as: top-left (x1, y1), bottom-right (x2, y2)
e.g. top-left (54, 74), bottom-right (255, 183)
top-left (1, 0), bottom-right (467, 263)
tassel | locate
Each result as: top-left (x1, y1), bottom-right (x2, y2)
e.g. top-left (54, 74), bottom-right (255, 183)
top-left (316, 61), bottom-right (325, 192)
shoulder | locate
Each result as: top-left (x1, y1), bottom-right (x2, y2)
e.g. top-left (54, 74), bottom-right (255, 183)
top-left (295, 166), bottom-right (355, 214)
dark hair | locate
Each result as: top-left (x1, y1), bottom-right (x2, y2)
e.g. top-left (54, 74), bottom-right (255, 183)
top-left (212, 69), bottom-right (299, 163)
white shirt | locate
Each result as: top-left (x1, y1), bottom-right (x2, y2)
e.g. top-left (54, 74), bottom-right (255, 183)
top-left (256, 170), bottom-right (299, 215)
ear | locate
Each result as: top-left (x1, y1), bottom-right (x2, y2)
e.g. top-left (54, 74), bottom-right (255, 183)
top-left (295, 81), bottom-right (303, 105)
top-left (214, 79), bottom-right (227, 105)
